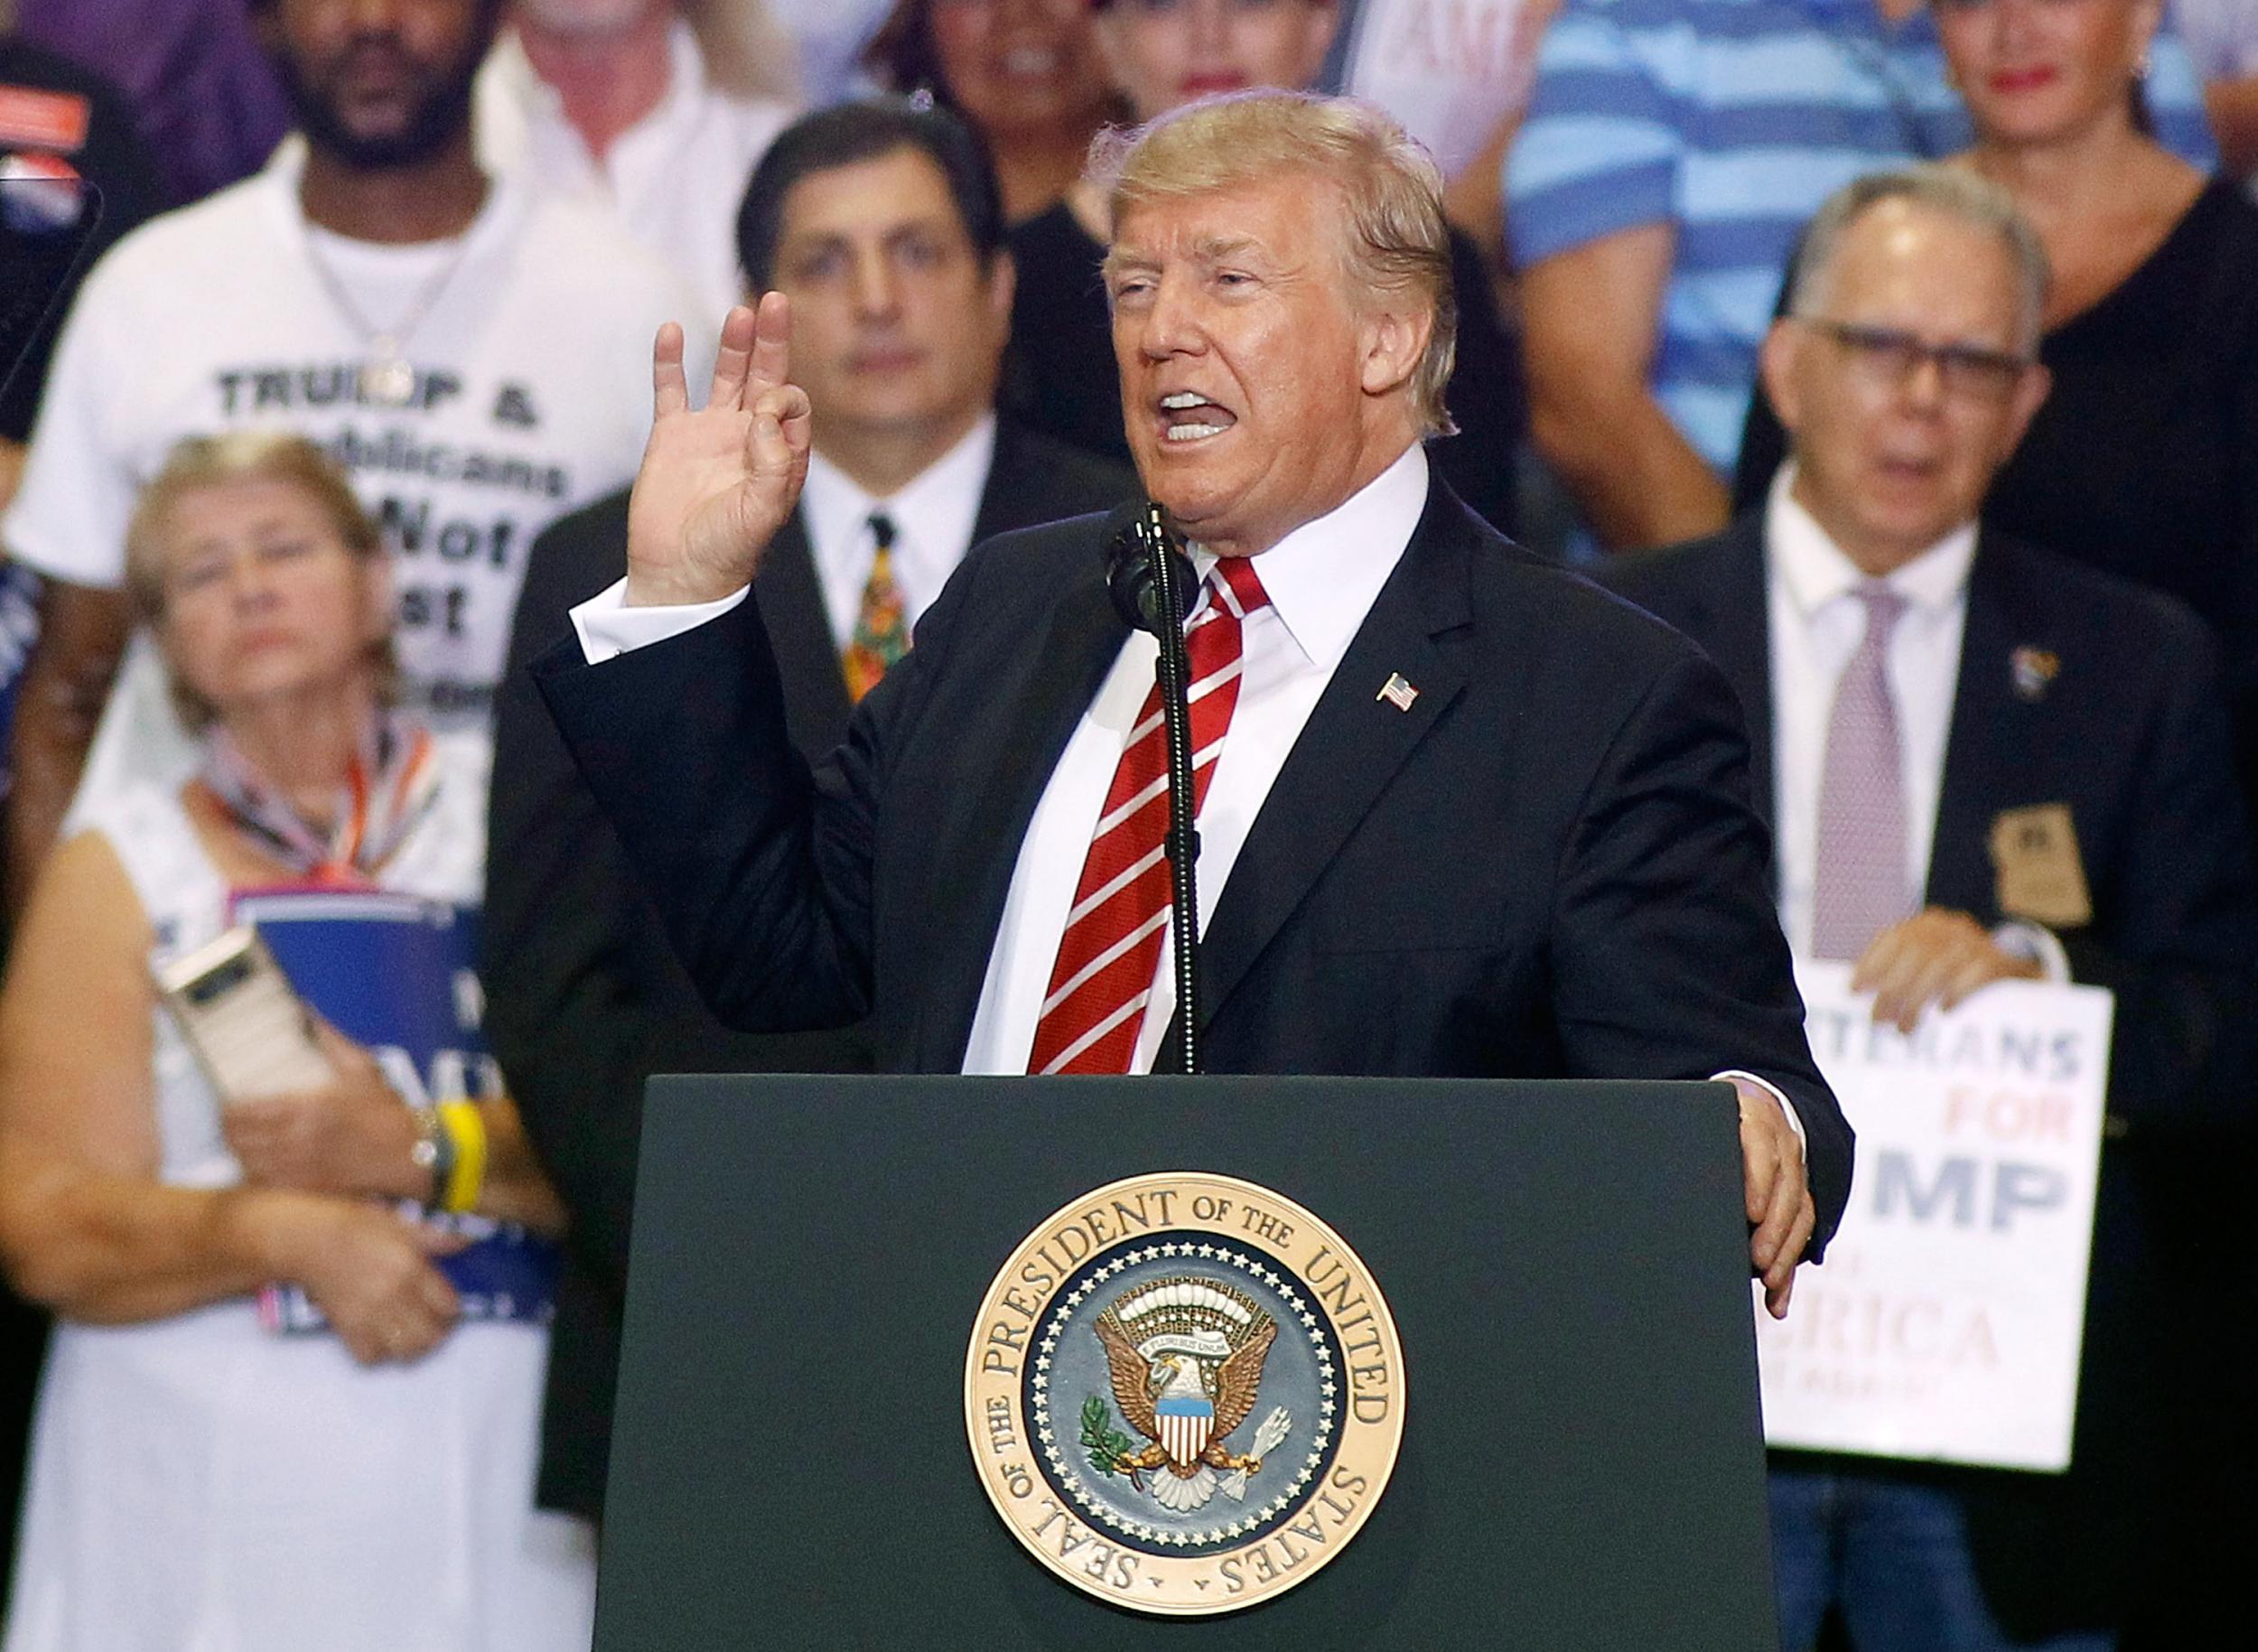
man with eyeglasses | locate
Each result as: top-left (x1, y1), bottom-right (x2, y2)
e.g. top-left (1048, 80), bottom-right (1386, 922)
top-left (1605, 164), bottom-right (2258, 1650)
top-left (1507, 0), bottom-right (2220, 555)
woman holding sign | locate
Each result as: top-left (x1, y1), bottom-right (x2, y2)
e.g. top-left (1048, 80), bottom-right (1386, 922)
top-left (0, 434), bottom-right (587, 1649)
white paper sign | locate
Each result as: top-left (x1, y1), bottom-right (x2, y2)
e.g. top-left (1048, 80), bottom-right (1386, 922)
top-left (1343, 0), bottom-right (1547, 178)
top-left (1756, 962), bottom-right (2114, 1471)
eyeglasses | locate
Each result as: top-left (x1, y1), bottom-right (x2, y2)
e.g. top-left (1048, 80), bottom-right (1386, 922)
top-left (1798, 318), bottom-right (2033, 401)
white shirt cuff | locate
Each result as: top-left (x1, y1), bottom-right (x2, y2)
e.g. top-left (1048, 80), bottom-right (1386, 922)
top-left (1992, 920), bottom-right (2071, 985)
top-left (1713, 1069), bottom-right (1805, 1156)
top-left (569, 577), bottom-right (751, 665)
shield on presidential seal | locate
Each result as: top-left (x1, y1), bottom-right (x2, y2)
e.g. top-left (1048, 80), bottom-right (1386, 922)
top-left (1155, 1393), bottom-right (1215, 1469)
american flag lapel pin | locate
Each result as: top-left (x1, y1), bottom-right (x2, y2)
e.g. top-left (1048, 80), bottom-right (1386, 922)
top-left (1376, 672), bottom-right (1420, 712)
top-left (2010, 646), bottom-right (2059, 702)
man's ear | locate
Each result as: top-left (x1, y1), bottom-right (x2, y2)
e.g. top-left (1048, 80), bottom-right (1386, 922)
top-left (1358, 303), bottom-right (1432, 400)
top-left (2128, 0), bottom-right (2168, 72)
top-left (1997, 360), bottom-right (2053, 461)
top-left (1758, 318), bottom-right (1803, 434)
top-left (984, 247), bottom-right (1018, 335)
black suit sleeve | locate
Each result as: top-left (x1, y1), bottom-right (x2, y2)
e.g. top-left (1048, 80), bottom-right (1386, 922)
top-left (2060, 630), bottom-right (2258, 1143)
top-left (1550, 647), bottom-right (1853, 1254)
top-left (532, 547), bottom-right (981, 1036)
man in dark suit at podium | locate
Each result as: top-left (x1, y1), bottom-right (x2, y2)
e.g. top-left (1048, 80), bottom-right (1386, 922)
top-left (483, 98), bottom-right (1133, 1520)
top-left (534, 92), bottom-right (1853, 1313)
top-left (1602, 167), bottom-right (2258, 1651)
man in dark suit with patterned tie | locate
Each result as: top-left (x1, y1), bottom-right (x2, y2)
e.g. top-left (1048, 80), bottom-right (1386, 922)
top-left (483, 98), bottom-right (1133, 1522)
top-left (1602, 166), bottom-right (2258, 1652)
top-left (531, 90), bottom-right (1850, 1450)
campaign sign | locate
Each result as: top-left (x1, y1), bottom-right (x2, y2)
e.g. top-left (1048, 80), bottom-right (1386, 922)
top-left (229, 888), bottom-right (556, 1333)
top-left (1755, 962), bottom-right (2113, 1471)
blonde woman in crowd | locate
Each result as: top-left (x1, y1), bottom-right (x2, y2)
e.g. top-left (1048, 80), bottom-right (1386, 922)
top-left (0, 434), bottom-right (587, 1651)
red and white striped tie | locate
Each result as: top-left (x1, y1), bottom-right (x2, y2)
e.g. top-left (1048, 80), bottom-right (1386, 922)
top-left (1026, 556), bottom-right (1271, 1075)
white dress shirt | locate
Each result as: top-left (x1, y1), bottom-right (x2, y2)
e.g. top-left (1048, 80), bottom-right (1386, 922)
top-left (474, 21), bottom-right (794, 320)
top-left (799, 415), bottom-right (996, 648)
top-left (1765, 467), bottom-right (2064, 978)
top-left (572, 443), bottom-right (1802, 1136)
top-left (957, 446), bottom-right (1431, 1074)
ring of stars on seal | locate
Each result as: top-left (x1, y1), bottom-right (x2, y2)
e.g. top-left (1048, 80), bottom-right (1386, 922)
top-left (1031, 1239), bottom-right (1340, 1547)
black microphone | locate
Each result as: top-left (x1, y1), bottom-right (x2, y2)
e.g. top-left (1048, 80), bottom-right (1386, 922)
top-left (1102, 499), bottom-right (1197, 635)
top-left (1098, 499), bottom-right (1204, 1075)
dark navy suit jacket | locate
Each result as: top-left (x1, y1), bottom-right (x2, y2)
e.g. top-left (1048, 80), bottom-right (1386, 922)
top-left (533, 471), bottom-right (1852, 1251)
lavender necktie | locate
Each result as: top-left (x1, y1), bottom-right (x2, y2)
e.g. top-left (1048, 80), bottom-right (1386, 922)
top-left (1811, 583), bottom-right (1910, 961)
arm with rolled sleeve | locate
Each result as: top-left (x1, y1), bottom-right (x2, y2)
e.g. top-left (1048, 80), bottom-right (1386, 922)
top-left (1507, 6), bottom-right (1730, 547)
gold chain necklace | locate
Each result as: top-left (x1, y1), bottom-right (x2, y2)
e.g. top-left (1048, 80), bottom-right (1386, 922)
top-left (300, 216), bottom-right (479, 409)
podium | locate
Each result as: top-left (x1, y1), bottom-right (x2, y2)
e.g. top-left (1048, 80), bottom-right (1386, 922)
top-left (594, 1076), bottom-right (1778, 1648)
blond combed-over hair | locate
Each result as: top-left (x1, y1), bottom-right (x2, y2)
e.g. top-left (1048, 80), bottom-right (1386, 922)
top-left (1089, 91), bottom-right (1459, 438)
top-left (125, 431), bottom-right (397, 731)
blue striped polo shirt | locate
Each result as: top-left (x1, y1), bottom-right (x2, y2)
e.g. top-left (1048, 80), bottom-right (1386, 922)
top-left (1506, 0), bottom-right (2217, 473)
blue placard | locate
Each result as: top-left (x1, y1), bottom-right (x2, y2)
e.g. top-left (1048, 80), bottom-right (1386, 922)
top-left (230, 889), bottom-right (556, 1332)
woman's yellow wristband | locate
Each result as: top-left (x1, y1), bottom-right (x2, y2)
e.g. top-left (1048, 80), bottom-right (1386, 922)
top-left (436, 1100), bottom-right (488, 1214)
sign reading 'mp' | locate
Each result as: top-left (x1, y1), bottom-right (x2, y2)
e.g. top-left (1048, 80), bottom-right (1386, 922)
top-left (1757, 963), bottom-right (2114, 1470)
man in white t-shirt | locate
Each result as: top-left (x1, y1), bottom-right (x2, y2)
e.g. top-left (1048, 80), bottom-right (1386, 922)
top-left (0, 0), bottom-right (699, 905)
top-left (477, 1), bottom-right (795, 317)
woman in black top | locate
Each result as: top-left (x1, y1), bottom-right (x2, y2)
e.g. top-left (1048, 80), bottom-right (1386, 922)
top-left (1006, 0), bottom-right (1524, 534)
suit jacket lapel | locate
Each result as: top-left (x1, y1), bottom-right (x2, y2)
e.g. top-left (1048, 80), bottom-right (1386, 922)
top-left (752, 510), bottom-right (855, 752)
top-left (1700, 516), bottom-right (1778, 836)
top-left (913, 558), bottom-right (1129, 1070)
top-left (1927, 539), bottom-right (2032, 919)
top-left (971, 425), bottom-right (1024, 544)
top-left (1165, 481), bottom-right (1475, 1059)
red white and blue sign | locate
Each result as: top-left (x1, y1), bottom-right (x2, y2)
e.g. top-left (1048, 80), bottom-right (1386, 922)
top-left (229, 888), bottom-right (557, 1333)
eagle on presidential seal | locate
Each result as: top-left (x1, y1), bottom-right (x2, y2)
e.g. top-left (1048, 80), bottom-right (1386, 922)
top-left (1082, 1275), bottom-right (1293, 1515)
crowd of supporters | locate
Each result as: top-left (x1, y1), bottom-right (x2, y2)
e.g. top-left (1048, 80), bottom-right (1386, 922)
top-left (0, 2), bottom-right (2253, 1647)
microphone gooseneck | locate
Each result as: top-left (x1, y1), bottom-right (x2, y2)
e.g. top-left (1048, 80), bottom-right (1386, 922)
top-left (1099, 501), bottom-right (1204, 1075)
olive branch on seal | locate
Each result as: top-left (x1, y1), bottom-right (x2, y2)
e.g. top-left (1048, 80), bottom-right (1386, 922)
top-left (1080, 1395), bottom-right (1143, 1489)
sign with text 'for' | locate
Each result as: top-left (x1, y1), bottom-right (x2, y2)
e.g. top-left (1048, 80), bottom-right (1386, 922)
top-left (1756, 963), bottom-right (2113, 1471)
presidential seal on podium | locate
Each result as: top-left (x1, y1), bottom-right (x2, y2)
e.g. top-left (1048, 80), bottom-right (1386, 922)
top-left (965, 1171), bottom-right (1404, 1615)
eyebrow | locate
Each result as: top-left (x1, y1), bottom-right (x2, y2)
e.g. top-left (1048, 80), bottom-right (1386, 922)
top-left (778, 214), bottom-right (962, 258)
top-left (1103, 234), bottom-right (1268, 283)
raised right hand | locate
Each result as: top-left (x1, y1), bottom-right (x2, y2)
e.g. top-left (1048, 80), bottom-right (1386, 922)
top-left (625, 294), bottom-right (814, 608)
top-left (289, 1199), bottom-right (468, 1366)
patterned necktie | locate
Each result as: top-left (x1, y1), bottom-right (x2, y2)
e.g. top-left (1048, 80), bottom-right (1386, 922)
top-left (842, 509), bottom-right (910, 703)
top-left (1811, 583), bottom-right (1911, 961)
top-left (1026, 557), bottom-right (1272, 1075)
